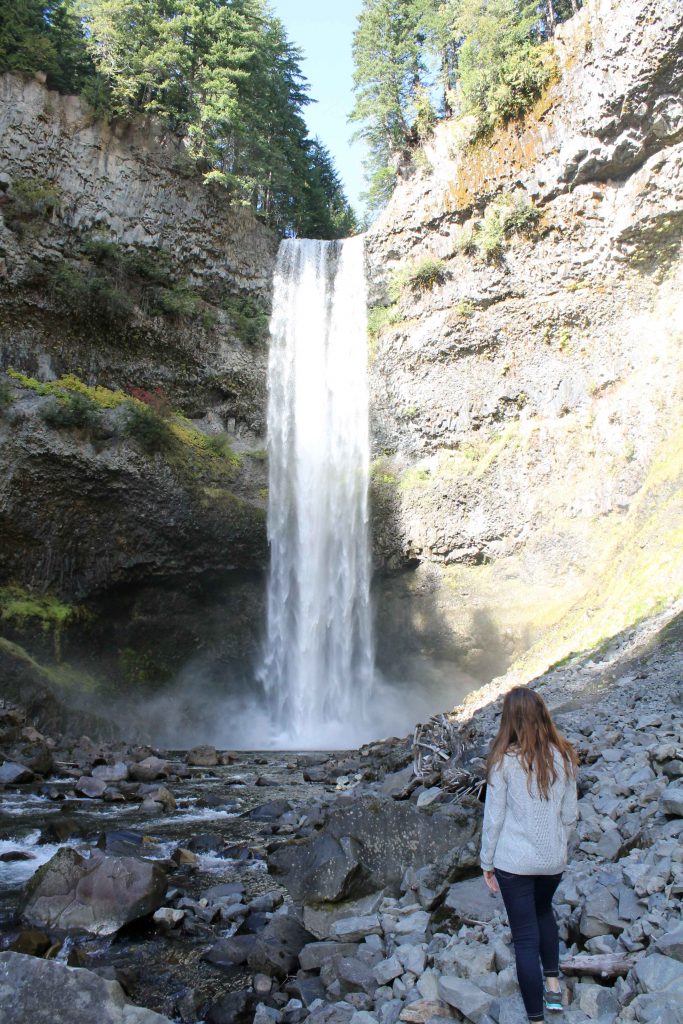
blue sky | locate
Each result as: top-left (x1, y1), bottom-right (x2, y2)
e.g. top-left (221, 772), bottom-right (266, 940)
top-left (270, 0), bottom-right (366, 214)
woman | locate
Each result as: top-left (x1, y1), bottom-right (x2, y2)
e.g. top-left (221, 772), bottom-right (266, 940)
top-left (480, 686), bottom-right (578, 1022)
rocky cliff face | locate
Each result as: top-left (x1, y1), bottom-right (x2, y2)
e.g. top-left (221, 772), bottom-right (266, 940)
top-left (366, 0), bottom-right (683, 700)
top-left (0, 73), bottom-right (277, 714)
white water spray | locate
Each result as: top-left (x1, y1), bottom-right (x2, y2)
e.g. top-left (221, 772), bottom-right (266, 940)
top-left (259, 237), bottom-right (375, 748)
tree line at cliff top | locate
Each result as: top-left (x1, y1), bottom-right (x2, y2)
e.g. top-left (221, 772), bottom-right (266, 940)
top-left (0, 0), bottom-right (357, 239)
top-left (1, 1), bottom-right (583, 232)
top-left (351, 0), bottom-right (583, 212)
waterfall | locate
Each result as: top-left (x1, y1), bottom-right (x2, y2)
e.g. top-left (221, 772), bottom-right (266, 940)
top-left (259, 236), bottom-right (375, 748)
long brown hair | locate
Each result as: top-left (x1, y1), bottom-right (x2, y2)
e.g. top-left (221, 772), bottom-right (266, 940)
top-left (487, 686), bottom-right (578, 798)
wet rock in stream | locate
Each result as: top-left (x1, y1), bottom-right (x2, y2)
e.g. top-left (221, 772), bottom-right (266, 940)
top-left (22, 847), bottom-right (168, 936)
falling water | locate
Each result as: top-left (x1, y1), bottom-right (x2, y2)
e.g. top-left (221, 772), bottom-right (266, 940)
top-left (258, 236), bottom-right (375, 748)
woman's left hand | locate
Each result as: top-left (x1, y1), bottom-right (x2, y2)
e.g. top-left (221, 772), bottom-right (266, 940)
top-left (483, 869), bottom-right (499, 894)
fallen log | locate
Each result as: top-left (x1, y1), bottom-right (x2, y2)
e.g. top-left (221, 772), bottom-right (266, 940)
top-left (560, 952), bottom-right (638, 979)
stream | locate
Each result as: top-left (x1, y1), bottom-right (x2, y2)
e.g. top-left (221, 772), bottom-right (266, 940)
top-left (0, 750), bottom-right (335, 1018)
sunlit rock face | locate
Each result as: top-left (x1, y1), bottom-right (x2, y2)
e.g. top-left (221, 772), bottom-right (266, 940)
top-left (365, 0), bottom-right (683, 697)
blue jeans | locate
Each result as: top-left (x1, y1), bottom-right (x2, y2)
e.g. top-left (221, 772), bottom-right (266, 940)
top-left (495, 869), bottom-right (563, 1022)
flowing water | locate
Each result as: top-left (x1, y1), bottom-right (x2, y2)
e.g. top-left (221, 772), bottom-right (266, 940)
top-left (259, 237), bottom-right (375, 748)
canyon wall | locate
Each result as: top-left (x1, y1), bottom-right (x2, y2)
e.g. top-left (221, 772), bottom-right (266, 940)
top-left (366, 0), bottom-right (683, 702)
top-left (0, 74), bottom-right (277, 711)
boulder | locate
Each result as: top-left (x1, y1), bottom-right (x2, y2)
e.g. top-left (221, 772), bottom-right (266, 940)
top-left (300, 942), bottom-right (360, 971)
top-left (129, 757), bottom-right (169, 782)
top-left (92, 763), bottom-right (129, 783)
top-left (187, 745), bottom-right (218, 767)
top-left (330, 915), bottom-right (383, 943)
top-left (303, 893), bottom-right (384, 940)
top-left (206, 988), bottom-right (255, 1024)
top-left (249, 915), bottom-right (315, 976)
top-left (203, 934), bottom-right (257, 967)
top-left (0, 952), bottom-right (172, 1023)
top-left (22, 847), bottom-right (167, 936)
top-left (268, 833), bottom-right (366, 903)
top-left (656, 924), bottom-right (683, 962)
top-left (269, 795), bottom-right (478, 900)
top-left (443, 876), bottom-right (503, 925)
top-left (634, 953), bottom-right (683, 997)
top-left (373, 955), bottom-right (403, 985)
top-left (660, 784), bottom-right (683, 817)
top-left (579, 883), bottom-right (624, 938)
top-left (380, 766), bottom-right (418, 800)
top-left (12, 740), bottom-right (54, 776)
top-left (75, 776), bottom-right (108, 798)
top-left (438, 975), bottom-right (498, 1023)
top-left (138, 785), bottom-right (176, 812)
top-left (0, 761), bottom-right (34, 785)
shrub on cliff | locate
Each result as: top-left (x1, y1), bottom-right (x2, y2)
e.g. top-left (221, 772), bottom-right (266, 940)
top-left (457, 0), bottom-right (557, 137)
top-left (390, 257), bottom-right (448, 299)
top-left (120, 401), bottom-right (176, 454)
top-left (41, 392), bottom-right (101, 433)
top-left (2, 176), bottom-right (62, 236)
top-left (47, 264), bottom-right (133, 325)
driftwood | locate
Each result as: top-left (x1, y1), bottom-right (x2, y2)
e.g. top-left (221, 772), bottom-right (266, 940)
top-left (560, 952), bottom-right (638, 979)
top-left (413, 714), bottom-right (485, 800)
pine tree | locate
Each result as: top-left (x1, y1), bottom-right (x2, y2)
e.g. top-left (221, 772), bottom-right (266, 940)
top-left (455, 0), bottom-right (555, 134)
top-left (350, 0), bottom-right (432, 213)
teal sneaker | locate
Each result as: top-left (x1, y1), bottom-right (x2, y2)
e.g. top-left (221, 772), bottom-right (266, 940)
top-left (544, 984), bottom-right (563, 1012)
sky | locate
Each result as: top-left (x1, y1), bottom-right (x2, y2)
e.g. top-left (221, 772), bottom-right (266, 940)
top-left (270, 0), bottom-right (367, 214)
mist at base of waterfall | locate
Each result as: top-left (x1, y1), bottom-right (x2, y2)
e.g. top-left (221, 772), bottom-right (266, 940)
top-left (114, 662), bottom-right (480, 751)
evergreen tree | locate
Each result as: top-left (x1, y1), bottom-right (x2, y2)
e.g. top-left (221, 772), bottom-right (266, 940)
top-left (350, 0), bottom-right (432, 213)
top-left (0, 0), bottom-right (92, 92)
top-left (455, 0), bottom-right (555, 134)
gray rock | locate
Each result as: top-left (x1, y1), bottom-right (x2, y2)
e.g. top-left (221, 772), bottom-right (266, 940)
top-left (373, 955), bottom-right (403, 985)
top-left (416, 788), bottom-right (442, 808)
top-left (93, 762), bottom-right (129, 783)
top-left (660, 784), bottom-right (683, 817)
top-left (248, 915), bottom-right (315, 976)
top-left (75, 775), bottom-right (108, 798)
top-left (416, 969), bottom-right (440, 1001)
top-left (336, 956), bottom-right (378, 995)
top-left (269, 834), bottom-right (366, 903)
top-left (298, 941), bottom-right (357, 970)
top-left (22, 848), bottom-right (166, 936)
top-left (350, 1013), bottom-right (378, 1024)
top-left (203, 934), bottom-right (256, 967)
top-left (396, 944), bottom-right (426, 976)
top-left (628, 993), bottom-right (683, 1024)
top-left (381, 766), bottom-right (418, 800)
top-left (0, 761), bottom-right (34, 785)
top-left (656, 923), bottom-right (683, 962)
top-left (579, 885), bottom-right (623, 938)
top-left (129, 757), bottom-right (169, 782)
top-left (496, 993), bottom-right (528, 1024)
top-left (331, 915), bottom-right (383, 943)
top-left (0, 952), bottom-right (172, 1022)
top-left (152, 907), bottom-right (184, 927)
top-left (576, 981), bottom-right (619, 1018)
top-left (304, 893), bottom-right (384, 939)
top-left (634, 952), bottom-right (683, 996)
top-left (187, 745), bottom-right (218, 767)
top-left (444, 877), bottom-right (503, 924)
top-left (438, 975), bottom-right (498, 1023)
top-left (270, 795), bottom-right (478, 900)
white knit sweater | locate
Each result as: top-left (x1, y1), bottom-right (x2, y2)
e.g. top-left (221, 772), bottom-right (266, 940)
top-left (480, 748), bottom-right (578, 875)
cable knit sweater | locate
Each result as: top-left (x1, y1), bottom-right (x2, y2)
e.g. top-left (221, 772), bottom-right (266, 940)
top-left (480, 748), bottom-right (578, 875)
